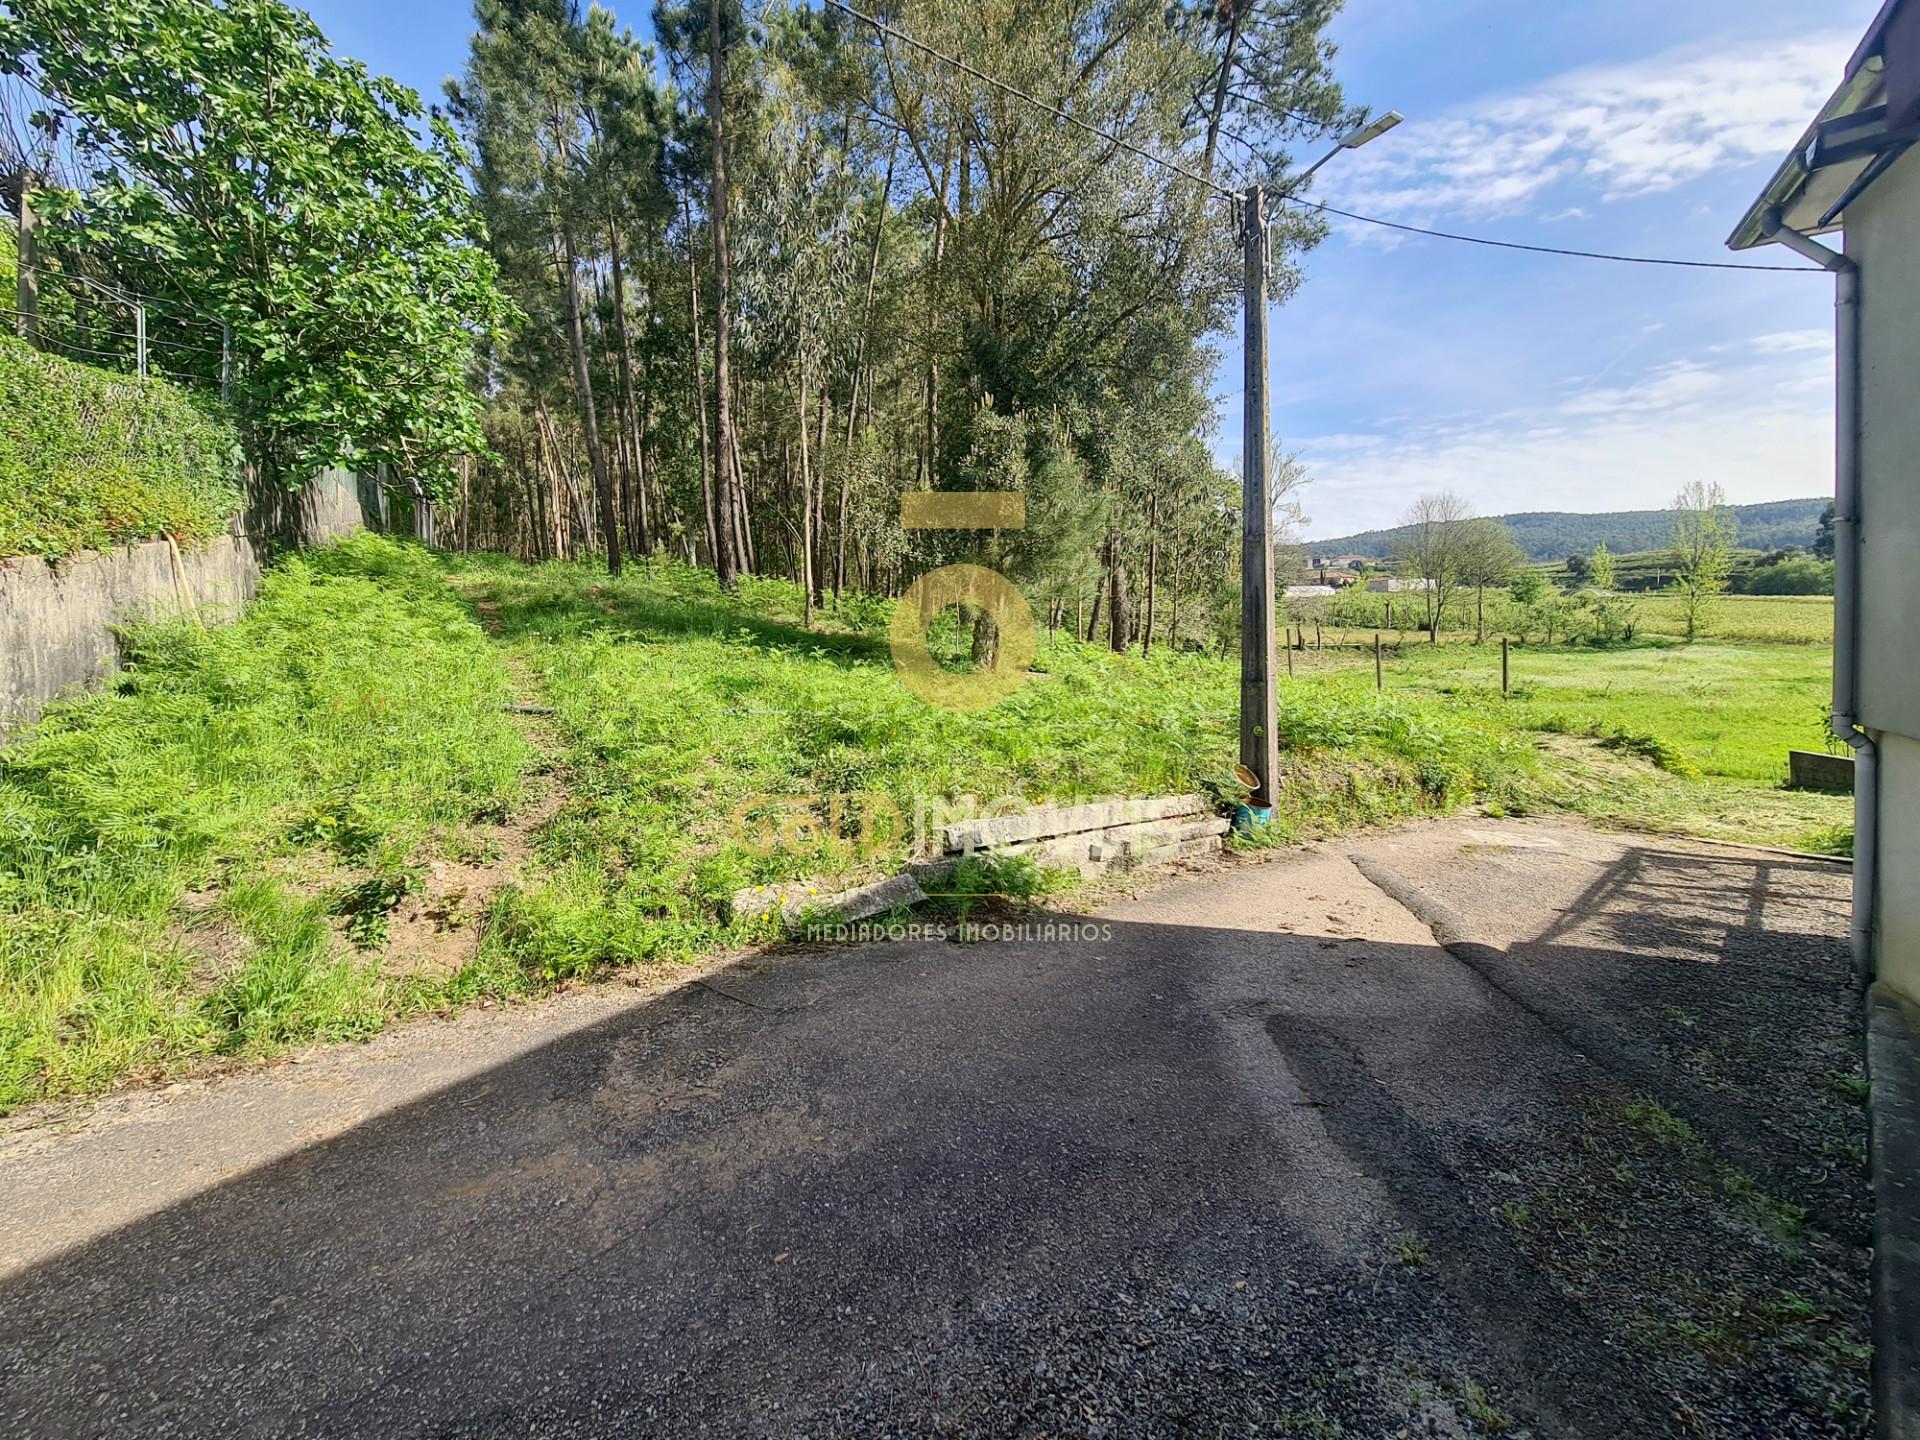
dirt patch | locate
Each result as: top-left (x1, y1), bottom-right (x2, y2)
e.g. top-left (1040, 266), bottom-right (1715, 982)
top-left (378, 584), bottom-right (571, 977)
top-left (168, 888), bottom-right (255, 991)
top-left (380, 782), bottom-right (567, 978)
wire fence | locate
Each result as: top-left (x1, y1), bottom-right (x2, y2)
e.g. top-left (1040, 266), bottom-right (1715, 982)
top-left (4, 291), bottom-right (230, 389)
top-left (6, 266), bottom-right (231, 393)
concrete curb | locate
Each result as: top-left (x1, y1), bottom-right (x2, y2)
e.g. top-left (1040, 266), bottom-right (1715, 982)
top-left (733, 795), bottom-right (1229, 921)
top-left (1867, 984), bottom-right (1920, 1439)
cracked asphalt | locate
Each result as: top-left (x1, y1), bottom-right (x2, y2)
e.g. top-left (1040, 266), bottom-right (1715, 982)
top-left (0, 818), bottom-right (1871, 1438)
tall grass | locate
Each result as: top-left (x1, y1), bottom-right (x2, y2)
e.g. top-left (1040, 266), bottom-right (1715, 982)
top-left (0, 536), bottom-right (529, 1107)
top-left (456, 554), bottom-right (1532, 982)
top-left (2, 540), bottom-right (1533, 1109)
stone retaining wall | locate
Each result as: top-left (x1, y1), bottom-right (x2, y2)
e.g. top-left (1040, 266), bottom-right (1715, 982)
top-left (0, 469), bottom-right (370, 742)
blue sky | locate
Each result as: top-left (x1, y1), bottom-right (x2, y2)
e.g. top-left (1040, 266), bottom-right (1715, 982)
top-left (304, 0), bottom-right (1875, 540)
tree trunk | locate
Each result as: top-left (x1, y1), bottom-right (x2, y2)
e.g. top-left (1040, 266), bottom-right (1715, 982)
top-left (683, 198), bottom-right (719, 568)
top-left (708, 0), bottom-right (740, 588)
top-left (797, 373), bottom-right (815, 629)
top-left (606, 220), bottom-right (652, 559)
top-left (811, 386), bottom-right (830, 608)
top-left (729, 373), bottom-right (755, 572)
top-left (837, 144), bottom-right (895, 604)
top-left (1201, 9), bottom-right (1245, 175)
top-left (555, 208), bottom-right (622, 576)
top-left (1107, 534), bottom-right (1129, 655)
top-left (923, 140), bottom-right (952, 487)
top-left (1143, 490), bottom-right (1159, 658)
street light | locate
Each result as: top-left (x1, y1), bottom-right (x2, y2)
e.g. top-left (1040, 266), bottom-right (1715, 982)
top-left (1238, 111), bottom-right (1401, 817)
top-left (1339, 109), bottom-right (1404, 151)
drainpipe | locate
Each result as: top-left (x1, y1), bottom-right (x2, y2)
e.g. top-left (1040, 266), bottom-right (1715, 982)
top-left (1764, 208), bottom-right (1876, 984)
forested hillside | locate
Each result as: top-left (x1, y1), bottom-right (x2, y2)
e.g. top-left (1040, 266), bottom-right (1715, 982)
top-left (1314, 497), bottom-right (1828, 562)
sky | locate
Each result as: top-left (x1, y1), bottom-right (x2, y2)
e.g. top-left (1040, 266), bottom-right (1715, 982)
top-left (302, 0), bottom-right (1878, 540)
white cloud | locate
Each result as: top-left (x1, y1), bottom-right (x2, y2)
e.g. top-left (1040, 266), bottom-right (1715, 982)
top-left (1290, 349), bottom-right (1832, 537)
top-left (1330, 30), bottom-right (1849, 222)
top-left (1748, 329), bottom-right (1832, 355)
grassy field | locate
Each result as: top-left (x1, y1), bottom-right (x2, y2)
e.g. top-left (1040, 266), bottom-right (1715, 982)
top-left (0, 537), bottom-right (1854, 1110)
top-left (1287, 636), bottom-right (1851, 853)
top-left (1311, 591), bottom-right (1833, 647)
top-left (1631, 593), bottom-right (1832, 645)
top-left (0, 537), bottom-right (1532, 1111)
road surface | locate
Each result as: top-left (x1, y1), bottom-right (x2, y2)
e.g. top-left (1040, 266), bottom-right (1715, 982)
top-left (0, 818), bottom-right (1871, 1438)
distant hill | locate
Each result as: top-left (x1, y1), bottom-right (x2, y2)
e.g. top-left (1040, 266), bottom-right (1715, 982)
top-left (1310, 497), bottom-right (1828, 563)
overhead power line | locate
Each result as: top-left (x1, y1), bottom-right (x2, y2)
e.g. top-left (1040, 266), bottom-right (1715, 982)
top-left (817, 2), bottom-right (1822, 277)
top-left (1285, 199), bottom-right (1821, 274)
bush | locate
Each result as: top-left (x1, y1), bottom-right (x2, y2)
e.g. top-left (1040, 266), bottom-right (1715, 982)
top-left (0, 535), bottom-right (530, 1107)
top-left (1738, 557), bottom-right (1834, 596)
top-left (0, 334), bottom-right (243, 558)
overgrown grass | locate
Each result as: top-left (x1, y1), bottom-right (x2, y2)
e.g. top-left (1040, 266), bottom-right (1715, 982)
top-left (1276, 637), bottom-right (1851, 850)
top-left (451, 552), bottom-right (1532, 983)
top-left (35, 538), bottom-right (1846, 1111)
top-left (0, 536), bottom-right (529, 1108)
top-left (0, 334), bottom-right (244, 558)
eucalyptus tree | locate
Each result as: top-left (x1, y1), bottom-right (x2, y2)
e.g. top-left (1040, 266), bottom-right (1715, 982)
top-left (437, 0), bottom-right (1356, 636)
top-left (450, 0), bottom-right (640, 572)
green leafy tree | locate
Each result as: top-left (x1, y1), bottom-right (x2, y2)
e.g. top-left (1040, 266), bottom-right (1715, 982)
top-left (1459, 517), bottom-right (1521, 642)
top-left (0, 0), bottom-right (515, 496)
top-left (1813, 501), bottom-right (1835, 560)
top-left (1668, 480), bottom-right (1738, 640)
top-left (1588, 541), bottom-right (1615, 593)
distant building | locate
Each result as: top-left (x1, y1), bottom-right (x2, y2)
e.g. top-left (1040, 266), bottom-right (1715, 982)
top-left (1309, 553), bottom-right (1373, 571)
top-left (1364, 577), bottom-right (1434, 594)
top-left (1283, 585), bottom-right (1336, 599)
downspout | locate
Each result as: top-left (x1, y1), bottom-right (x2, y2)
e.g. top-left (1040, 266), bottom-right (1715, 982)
top-left (1764, 208), bottom-right (1876, 984)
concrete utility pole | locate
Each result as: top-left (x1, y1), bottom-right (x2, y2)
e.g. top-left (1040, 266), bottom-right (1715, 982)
top-left (15, 188), bottom-right (39, 345)
top-left (1240, 185), bottom-right (1278, 809)
top-left (1235, 115), bottom-right (1401, 810)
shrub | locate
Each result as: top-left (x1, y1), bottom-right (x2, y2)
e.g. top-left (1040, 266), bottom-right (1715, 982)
top-left (1738, 558), bottom-right (1834, 596)
top-left (0, 334), bottom-right (243, 558)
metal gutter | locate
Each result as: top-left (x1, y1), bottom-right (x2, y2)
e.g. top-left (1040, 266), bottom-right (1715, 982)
top-left (1762, 211), bottom-right (1877, 985)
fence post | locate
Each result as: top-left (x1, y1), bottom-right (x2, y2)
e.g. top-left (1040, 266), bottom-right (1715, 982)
top-left (1502, 636), bottom-right (1510, 695)
top-left (1375, 632), bottom-right (1383, 690)
top-left (1286, 634), bottom-right (1294, 679)
top-left (134, 302), bottom-right (147, 381)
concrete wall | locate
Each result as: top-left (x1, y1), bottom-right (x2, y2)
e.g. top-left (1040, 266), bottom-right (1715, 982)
top-left (1852, 151), bottom-right (1920, 735)
top-left (1880, 734), bottom-right (1920, 1002)
top-left (0, 534), bottom-right (259, 740)
top-left (1849, 148), bottom-right (1920, 1003)
top-left (1, 470), bottom-right (370, 742)
top-left (244, 468), bottom-right (368, 556)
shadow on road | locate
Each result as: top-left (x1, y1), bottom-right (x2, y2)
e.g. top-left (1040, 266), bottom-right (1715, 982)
top-left (0, 841), bottom-right (1873, 1438)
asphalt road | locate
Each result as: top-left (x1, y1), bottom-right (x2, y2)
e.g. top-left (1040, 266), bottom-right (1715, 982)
top-left (0, 819), bottom-right (1872, 1438)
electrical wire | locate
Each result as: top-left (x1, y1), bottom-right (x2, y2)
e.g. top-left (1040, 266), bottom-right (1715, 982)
top-left (817, 2), bottom-right (1823, 277)
top-left (1283, 198), bottom-right (1821, 274)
